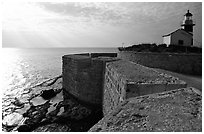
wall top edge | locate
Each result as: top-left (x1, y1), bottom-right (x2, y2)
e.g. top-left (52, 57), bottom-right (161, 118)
top-left (119, 51), bottom-right (202, 56)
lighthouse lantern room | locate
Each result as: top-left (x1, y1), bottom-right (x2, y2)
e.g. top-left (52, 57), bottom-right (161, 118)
top-left (181, 10), bottom-right (195, 34)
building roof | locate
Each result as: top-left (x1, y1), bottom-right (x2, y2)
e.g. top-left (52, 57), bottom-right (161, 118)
top-left (162, 28), bottom-right (193, 37)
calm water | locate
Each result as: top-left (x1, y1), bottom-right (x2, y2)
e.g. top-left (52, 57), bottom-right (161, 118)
top-left (1, 47), bottom-right (118, 117)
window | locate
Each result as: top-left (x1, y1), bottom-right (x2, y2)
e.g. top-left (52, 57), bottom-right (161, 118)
top-left (178, 40), bottom-right (184, 45)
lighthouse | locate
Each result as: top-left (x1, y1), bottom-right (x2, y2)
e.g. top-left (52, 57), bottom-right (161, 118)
top-left (181, 10), bottom-right (195, 34)
top-left (162, 10), bottom-right (195, 46)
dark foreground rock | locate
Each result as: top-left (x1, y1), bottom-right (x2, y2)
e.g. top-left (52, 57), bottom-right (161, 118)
top-left (3, 75), bottom-right (102, 132)
top-left (17, 124), bottom-right (32, 132)
top-left (40, 89), bottom-right (57, 100)
top-left (33, 123), bottom-right (71, 132)
top-left (89, 87), bottom-right (202, 132)
top-left (12, 98), bottom-right (24, 107)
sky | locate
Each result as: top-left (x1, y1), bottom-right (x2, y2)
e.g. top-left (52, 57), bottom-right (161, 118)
top-left (1, 1), bottom-right (202, 48)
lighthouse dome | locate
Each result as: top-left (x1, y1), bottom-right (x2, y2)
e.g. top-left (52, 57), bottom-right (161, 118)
top-left (184, 10), bottom-right (192, 16)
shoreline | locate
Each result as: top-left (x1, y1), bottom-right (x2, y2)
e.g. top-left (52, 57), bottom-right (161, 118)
top-left (2, 75), bottom-right (102, 132)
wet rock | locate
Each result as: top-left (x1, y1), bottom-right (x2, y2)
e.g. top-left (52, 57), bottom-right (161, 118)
top-left (21, 96), bottom-right (92, 131)
top-left (17, 124), bottom-right (31, 132)
top-left (3, 112), bottom-right (23, 127)
top-left (3, 76), bottom-right (65, 132)
top-left (32, 123), bottom-right (71, 132)
top-left (41, 89), bottom-right (56, 100)
top-left (12, 97), bottom-right (24, 107)
top-left (30, 96), bottom-right (48, 106)
top-left (23, 101), bottom-right (50, 126)
top-left (57, 101), bottom-right (92, 121)
top-left (3, 75), bottom-right (102, 132)
top-left (57, 107), bottom-right (64, 116)
top-left (15, 103), bottom-right (31, 115)
top-left (44, 98), bottom-right (92, 124)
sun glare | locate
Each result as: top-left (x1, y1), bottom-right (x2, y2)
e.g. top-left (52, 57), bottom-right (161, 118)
top-left (2, 2), bottom-right (53, 31)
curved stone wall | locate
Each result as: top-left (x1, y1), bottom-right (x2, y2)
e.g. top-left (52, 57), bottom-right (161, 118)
top-left (62, 53), bottom-right (118, 105)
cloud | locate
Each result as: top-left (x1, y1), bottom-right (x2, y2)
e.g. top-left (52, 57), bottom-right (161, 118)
top-left (4, 2), bottom-right (201, 29)
top-left (2, 2), bottom-right (201, 47)
top-left (38, 2), bottom-right (200, 27)
top-left (38, 3), bottom-right (128, 25)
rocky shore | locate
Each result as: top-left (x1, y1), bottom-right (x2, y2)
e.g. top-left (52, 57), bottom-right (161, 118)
top-left (2, 73), bottom-right (202, 132)
top-left (2, 75), bottom-right (102, 132)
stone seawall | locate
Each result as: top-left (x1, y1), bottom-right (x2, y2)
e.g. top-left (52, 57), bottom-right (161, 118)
top-left (62, 53), bottom-right (118, 105)
top-left (118, 51), bottom-right (202, 75)
top-left (103, 63), bottom-right (127, 115)
top-left (62, 53), bottom-right (188, 115)
top-left (103, 60), bottom-right (187, 115)
top-left (62, 53), bottom-right (201, 131)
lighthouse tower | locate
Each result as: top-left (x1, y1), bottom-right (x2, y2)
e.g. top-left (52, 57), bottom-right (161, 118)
top-left (181, 10), bottom-right (195, 34)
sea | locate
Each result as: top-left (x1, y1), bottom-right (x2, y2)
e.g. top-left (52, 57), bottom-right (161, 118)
top-left (1, 47), bottom-right (118, 121)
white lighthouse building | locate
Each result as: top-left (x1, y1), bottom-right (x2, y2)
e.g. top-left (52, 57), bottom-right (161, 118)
top-left (163, 10), bottom-right (195, 46)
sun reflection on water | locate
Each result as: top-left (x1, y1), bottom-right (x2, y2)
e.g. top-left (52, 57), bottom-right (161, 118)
top-left (0, 49), bottom-right (32, 118)
top-left (1, 48), bottom-right (62, 120)
top-left (1, 49), bottom-right (22, 93)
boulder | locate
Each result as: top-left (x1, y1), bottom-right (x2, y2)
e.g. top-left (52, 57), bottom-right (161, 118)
top-left (23, 101), bottom-right (50, 126)
top-left (17, 124), bottom-right (31, 132)
top-left (12, 97), bottom-right (24, 107)
top-left (40, 89), bottom-right (56, 100)
top-left (3, 113), bottom-right (23, 127)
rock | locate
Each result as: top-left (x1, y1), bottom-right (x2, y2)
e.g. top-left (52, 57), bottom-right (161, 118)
top-left (3, 112), bottom-right (23, 127)
top-left (12, 97), bottom-right (24, 107)
top-left (58, 104), bottom-right (92, 121)
top-left (16, 103), bottom-right (31, 115)
top-left (23, 101), bottom-right (50, 126)
top-left (30, 96), bottom-right (48, 106)
top-left (40, 89), bottom-right (56, 100)
top-left (57, 107), bottom-right (64, 116)
top-left (32, 123), bottom-right (71, 132)
top-left (89, 87), bottom-right (202, 132)
top-left (17, 124), bottom-right (31, 132)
